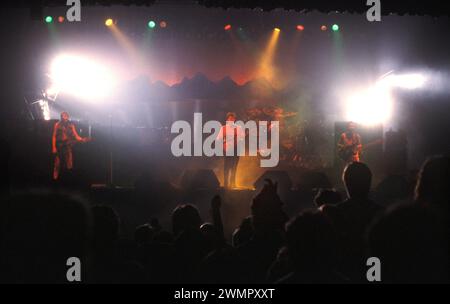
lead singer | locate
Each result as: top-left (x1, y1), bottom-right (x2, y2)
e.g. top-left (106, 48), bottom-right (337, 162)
top-left (217, 112), bottom-right (245, 189)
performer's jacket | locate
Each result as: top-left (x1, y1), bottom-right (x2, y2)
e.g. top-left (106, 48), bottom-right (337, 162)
top-left (217, 123), bottom-right (246, 156)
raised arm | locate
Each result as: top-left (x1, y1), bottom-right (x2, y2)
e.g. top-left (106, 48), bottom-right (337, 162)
top-left (211, 195), bottom-right (225, 245)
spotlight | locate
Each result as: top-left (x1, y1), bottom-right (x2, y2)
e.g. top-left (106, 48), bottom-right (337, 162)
top-left (332, 24), bottom-right (339, 31)
top-left (148, 20), bottom-right (156, 29)
top-left (160, 21), bottom-right (167, 28)
top-left (274, 27), bottom-right (281, 32)
top-left (296, 25), bottom-right (305, 31)
top-left (105, 18), bottom-right (114, 27)
top-left (58, 16), bottom-right (64, 23)
top-left (45, 85), bottom-right (59, 101)
top-left (45, 16), bottom-right (53, 23)
top-left (345, 85), bottom-right (393, 126)
top-left (320, 25), bottom-right (327, 31)
top-left (224, 24), bottom-right (232, 31)
top-left (383, 73), bottom-right (427, 90)
top-left (49, 54), bottom-right (118, 101)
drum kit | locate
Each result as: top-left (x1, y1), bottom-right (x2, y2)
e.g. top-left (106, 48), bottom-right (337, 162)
top-left (245, 106), bottom-right (325, 169)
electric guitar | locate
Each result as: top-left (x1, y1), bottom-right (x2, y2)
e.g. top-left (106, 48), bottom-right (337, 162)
top-left (56, 137), bottom-right (92, 150)
top-left (338, 138), bottom-right (383, 161)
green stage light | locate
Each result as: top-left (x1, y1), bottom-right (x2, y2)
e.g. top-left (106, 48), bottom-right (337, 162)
top-left (45, 16), bottom-right (53, 23)
top-left (332, 24), bottom-right (339, 31)
top-left (148, 21), bottom-right (156, 29)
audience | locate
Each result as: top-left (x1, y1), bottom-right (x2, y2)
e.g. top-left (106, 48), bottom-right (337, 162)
top-left (171, 204), bottom-right (209, 282)
top-left (319, 162), bottom-right (382, 281)
top-left (367, 203), bottom-right (448, 283)
top-left (374, 174), bottom-right (410, 207)
top-left (232, 216), bottom-right (253, 247)
top-left (0, 158), bottom-right (448, 284)
top-left (0, 192), bottom-right (91, 283)
top-left (314, 188), bottom-right (342, 209)
top-left (134, 224), bottom-right (154, 246)
top-left (415, 155), bottom-right (450, 208)
top-left (237, 180), bottom-right (289, 283)
top-left (276, 211), bottom-right (343, 283)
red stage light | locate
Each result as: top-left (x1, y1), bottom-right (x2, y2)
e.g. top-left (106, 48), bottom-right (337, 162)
top-left (160, 21), bottom-right (167, 28)
top-left (224, 24), bottom-right (232, 31)
top-left (58, 16), bottom-right (64, 23)
top-left (321, 25), bottom-right (327, 31)
top-left (296, 25), bottom-right (304, 31)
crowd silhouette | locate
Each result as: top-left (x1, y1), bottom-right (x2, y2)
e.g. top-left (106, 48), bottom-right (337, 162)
top-left (0, 156), bottom-right (448, 284)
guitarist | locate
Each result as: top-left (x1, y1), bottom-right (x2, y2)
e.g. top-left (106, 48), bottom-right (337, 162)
top-left (337, 121), bottom-right (362, 164)
top-left (52, 112), bottom-right (89, 180)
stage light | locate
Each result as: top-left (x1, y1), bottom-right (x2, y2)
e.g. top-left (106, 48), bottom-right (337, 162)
top-left (160, 21), bottom-right (167, 28)
top-left (224, 24), bottom-right (232, 31)
top-left (148, 21), bottom-right (156, 29)
top-left (45, 16), bottom-right (53, 23)
top-left (320, 25), bottom-right (327, 31)
top-left (257, 26), bottom-right (281, 83)
top-left (45, 85), bottom-right (59, 101)
top-left (384, 73), bottom-right (427, 90)
top-left (345, 85), bottom-right (393, 126)
top-left (58, 16), bottom-right (64, 23)
top-left (105, 18), bottom-right (114, 27)
top-left (296, 25), bottom-right (305, 31)
top-left (332, 24), bottom-right (339, 31)
top-left (38, 100), bottom-right (51, 121)
top-left (49, 54), bottom-right (118, 101)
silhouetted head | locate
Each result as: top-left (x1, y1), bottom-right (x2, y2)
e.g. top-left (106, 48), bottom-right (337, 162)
top-left (150, 218), bottom-right (162, 231)
top-left (251, 180), bottom-right (288, 233)
top-left (415, 155), bottom-right (450, 206)
top-left (226, 112), bottom-right (237, 122)
top-left (314, 188), bottom-right (342, 208)
top-left (343, 162), bottom-right (372, 199)
top-left (285, 211), bottom-right (337, 271)
top-left (60, 111), bottom-right (69, 122)
top-left (134, 224), bottom-right (154, 245)
top-left (232, 216), bottom-right (253, 247)
top-left (172, 204), bottom-right (202, 236)
top-left (200, 222), bottom-right (216, 236)
top-left (200, 222), bottom-right (221, 249)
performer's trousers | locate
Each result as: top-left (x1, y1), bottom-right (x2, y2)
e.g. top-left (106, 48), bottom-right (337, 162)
top-left (53, 145), bottom-right (73, 180)
top-left (224, 156), bottom-right (239, 189)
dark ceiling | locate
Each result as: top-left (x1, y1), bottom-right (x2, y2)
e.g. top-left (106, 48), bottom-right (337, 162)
top-left (4, 0), bottom-right (450, 17)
